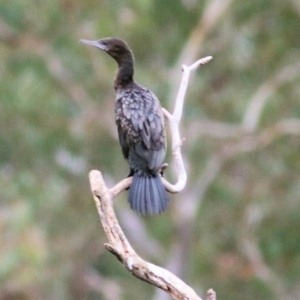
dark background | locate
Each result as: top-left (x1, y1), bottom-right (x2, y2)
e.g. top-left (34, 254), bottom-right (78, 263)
top-left (1, 0), bottom-right (300, 299)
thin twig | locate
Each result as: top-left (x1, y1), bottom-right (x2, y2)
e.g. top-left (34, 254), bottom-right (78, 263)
top-left (206, 289), bottom-right (217, 300)
top-left (162, 56), bottom-right (213, 193)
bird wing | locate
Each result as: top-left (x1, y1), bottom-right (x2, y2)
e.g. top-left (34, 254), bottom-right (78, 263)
top-left (115, 85), bottom-right (166, 173)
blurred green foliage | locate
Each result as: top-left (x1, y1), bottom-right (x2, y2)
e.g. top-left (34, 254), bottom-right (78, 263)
top-left (1, 0), bottom-right (300, 299)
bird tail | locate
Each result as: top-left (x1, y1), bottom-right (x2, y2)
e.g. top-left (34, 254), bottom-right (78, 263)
top-left (128, 173), bottom-right (169, 215)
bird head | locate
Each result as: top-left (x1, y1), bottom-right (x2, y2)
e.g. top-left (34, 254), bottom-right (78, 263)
top-left (80, 37), bottom-right (132, 63)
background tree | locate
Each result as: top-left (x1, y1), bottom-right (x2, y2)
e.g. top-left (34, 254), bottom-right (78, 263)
top-left (1, 0), bottom-right (300, 299)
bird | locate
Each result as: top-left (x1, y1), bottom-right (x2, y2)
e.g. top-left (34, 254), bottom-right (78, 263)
top-left (80, 37), bottom-right (169, 215)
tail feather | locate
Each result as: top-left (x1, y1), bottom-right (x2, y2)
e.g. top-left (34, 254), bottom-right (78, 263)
top-left (134, 175), bottom-right (142, 213)
top-left (143, 176), bottom-right (150, 214)
top-left (128, 173), bottom-right (169, 215)
top-left (152, 176), bottom-right (163, 213)
top-left (139, 176), bottom-right (146, 213)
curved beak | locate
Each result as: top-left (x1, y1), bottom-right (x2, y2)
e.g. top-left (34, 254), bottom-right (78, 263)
top-left (80, 39), bottom-right (107, 51)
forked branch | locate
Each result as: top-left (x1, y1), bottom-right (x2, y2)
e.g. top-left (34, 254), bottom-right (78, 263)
top-left (89, 57), bottom-right (214, 299)
top-left (162, 56), bottom-right (213, 193)
top-left (89, 170), bottom-right (202, 300)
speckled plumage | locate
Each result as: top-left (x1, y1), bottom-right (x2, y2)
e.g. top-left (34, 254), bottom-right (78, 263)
top-left (115, 83), bottom-right (166, 175)
top-left (81, 37), bottom-right (169, 214)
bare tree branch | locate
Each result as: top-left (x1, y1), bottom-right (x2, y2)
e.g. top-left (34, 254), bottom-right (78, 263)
top-left (88, 57), bottom-right (213, 299)
top-left (156, 49), bottom-right (300, 300)
top-left (162, 56), bottom-right (213, 193)
top-left (206, 289), bottom-right (217, 300)
top-left (155, 4), bottom-right (233, 295)
top-left (89, 170), bottom-right (202, 300)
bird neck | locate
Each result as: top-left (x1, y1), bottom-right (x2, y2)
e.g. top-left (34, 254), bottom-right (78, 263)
top-left (114, 53), bottom-right (134, 88)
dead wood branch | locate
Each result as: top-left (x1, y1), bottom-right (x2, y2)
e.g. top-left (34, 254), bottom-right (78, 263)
top-left (88, 57), bottom-right (213, 299)
top-left (89, 170), bottom-right (203, 300)
top-left (162, 56), bottom-right (213, 193)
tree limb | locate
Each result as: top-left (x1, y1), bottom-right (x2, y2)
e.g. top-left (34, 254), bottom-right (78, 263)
top-left (88, 57), bottom-right (213, 299)
top-left (89, 170), bottom-right (203, 300)
top-left (162, 56), bottom-right (213, 193)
